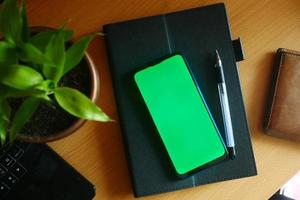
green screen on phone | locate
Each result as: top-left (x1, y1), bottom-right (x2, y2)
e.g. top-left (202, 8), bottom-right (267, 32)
top-left (134, 54), bottom-right (227, 176)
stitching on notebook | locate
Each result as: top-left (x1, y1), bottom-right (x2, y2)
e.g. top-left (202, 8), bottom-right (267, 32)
top-left (281, 53), bottom-right (300, 57)
top-left (191, 176), bottom-right (196, 187)
top-left (163, 15), bottom-right (198, 187)
top-left (162, 14), bottom-right (172, 54)
top-left (280, 49), bottom-right (300, 57)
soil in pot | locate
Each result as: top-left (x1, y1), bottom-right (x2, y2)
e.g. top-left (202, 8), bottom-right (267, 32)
top-left (9, 58), bottom-right (92, 137)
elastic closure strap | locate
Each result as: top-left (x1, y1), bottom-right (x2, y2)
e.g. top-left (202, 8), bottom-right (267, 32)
top-left (232, 37), bottom-right (244, 62)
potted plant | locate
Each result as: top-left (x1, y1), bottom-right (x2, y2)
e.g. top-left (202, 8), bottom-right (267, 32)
top-left (0, 0), bottom-right (111, 144)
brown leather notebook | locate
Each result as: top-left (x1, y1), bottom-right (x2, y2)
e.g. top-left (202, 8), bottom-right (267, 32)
top-left (265, 48), bottom-right (300, 141)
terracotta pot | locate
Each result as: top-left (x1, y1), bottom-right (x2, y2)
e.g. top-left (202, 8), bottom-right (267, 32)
top-left (16, 27), bottom-right (100, 143)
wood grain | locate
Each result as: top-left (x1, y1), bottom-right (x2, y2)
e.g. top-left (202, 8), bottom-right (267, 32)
top-left (25, 0), bottom-right (300, 199)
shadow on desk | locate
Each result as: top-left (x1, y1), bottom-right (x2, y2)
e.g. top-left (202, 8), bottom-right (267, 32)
top-left (95, 121), bottom-right (133, 199)
top-left (89, 37), bottom-right (134, 199)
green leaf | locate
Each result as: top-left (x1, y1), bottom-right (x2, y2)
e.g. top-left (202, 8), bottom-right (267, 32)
top-left (63, 34), bottom-right (94, 75)
top-left (0, 41), bottom-right (18, 65)
top-left (29, 30), bottom-right (74, 52)
top-left (0, 83), bottom-right (50, 101)
top-left (0, 84), bottom-right (12, 99)
top-left (1, 100), bottom-right (11, 122)
top-left (10, 96), bottom-right (40, 141)
top-left (54, 87), bottom-right (111, 121)
top-left (0, 99), bottom-right (11, 145)
top-left (21, 0), bottom-right (30, 42)
top-left (29, 31), bottom-right (54, 52)
top-left (6, 89), bottom-right (51, 102)
top-left (19, 43), bottom-right (49, 65)
top-left (0, 118), bottom-right (8, 145)
top-left (0, 84), bottom-right (27, 99)
top-left (64, 30), bottom-right (74, 42)
top-left (0, 65), bottom-right (44, 90)
top-left (43, 28), bottom-right (65, 83)
top-left (0, 8), bottom-right (3, 33)
top-left (1, 0), bottom-right (22, 44)
top-left (32, 91), bottom-right (52, 102)
top-left (35, 80), bottom-right (56, 92)
top-left (32, 80), bottom-right (55, 102)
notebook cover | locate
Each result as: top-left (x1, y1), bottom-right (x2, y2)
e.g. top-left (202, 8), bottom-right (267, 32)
top-left (103, 3), bottom-right (257, 197)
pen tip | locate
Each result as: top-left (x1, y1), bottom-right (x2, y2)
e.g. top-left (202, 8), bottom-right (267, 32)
top-left (215, 50), bottom-right (221, 61)
top-left (215, 49), bottom-right (220, 57)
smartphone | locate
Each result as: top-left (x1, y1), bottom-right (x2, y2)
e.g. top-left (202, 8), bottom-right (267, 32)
top-left (134, 54), bottom-right (227, 177)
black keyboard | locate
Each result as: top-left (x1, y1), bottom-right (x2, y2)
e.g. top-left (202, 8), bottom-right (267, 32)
top-left (0, 142), bottom-right (95, 200)
top-left (0, 142), bottom-right (30, 198)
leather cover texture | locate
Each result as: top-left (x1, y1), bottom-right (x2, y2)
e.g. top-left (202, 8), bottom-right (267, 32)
top-left (103, 3), bottom-right (257, 197)
top-left (265, 48), bottom-right (300, 141)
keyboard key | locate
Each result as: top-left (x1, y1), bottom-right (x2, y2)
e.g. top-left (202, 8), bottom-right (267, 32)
top-left (7, 145), bottom-right (24, 160)
top-left (3, 173), bottom-right (18, 188)
top-left (15, 142), bottom-right (31, 151)
top-left (0, 183), bottom-right (9, 197)
top-left (0, 143), bottom-right (10, 156)
top-left (0, 155), bottom-right (15, 168)
top-left (11, 163), bottom-right (26, 178)
top-left (0, 164), bottom-right (7, 177)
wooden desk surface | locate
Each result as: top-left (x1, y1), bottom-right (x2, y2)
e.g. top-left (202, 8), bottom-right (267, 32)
top-left (26, 0), bottom-right (300, 199)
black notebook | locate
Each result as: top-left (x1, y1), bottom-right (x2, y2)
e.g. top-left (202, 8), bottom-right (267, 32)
top-left (103, 3), bottom-right (257, 197)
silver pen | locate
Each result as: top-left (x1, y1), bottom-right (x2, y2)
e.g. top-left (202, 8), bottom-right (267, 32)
top-left (215, 50), bottom-right (235, 159)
